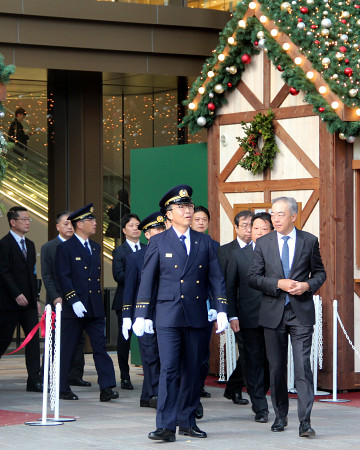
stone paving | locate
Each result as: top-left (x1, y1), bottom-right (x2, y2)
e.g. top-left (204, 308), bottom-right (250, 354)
top-left (0, 353), bottom-right (359, 449)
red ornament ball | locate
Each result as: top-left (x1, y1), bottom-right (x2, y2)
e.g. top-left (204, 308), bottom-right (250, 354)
top-left (311, 24), bottom-right (317, 29)
top-left (341, 19), bottom-right (347, 24)
top-left (319, 107), bottom-right (325, 113)
top-left (355, 4), bottom-right (360, 8)
top-left (254, 41), bottom-right (258, 46)
top-left (289, 87), bottom-right (300, 96)
top-left (314, 40), bottom-right (320, 45)
top-left (344, 67), bottom-right (353, 77)
top-left (345, 58), bottom-right (350, 64)
top-left (339, 46), bottom-right (347, 53)
top-left (227, 82), bottom-right (233, 88)
top-left (300, 7), bottom-right (309, 14)
top-left (207, 102), bottom-right (216, 111)
top-left (277, 65), bottom-right (284, 72)
top-left (241, 54), bottom-right (251, 64)
top-left (298, 18), bottom-right (303, 22)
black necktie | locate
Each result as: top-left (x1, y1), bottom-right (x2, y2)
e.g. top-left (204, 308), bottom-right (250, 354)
top-left (134, 244), bottom-right (139, 252)
top-left (20, 239), bottom-right (27, 258)
top-left (84, 241), bottom-right (91, 255)
top-left (179, 235), bottom-right (187, 254)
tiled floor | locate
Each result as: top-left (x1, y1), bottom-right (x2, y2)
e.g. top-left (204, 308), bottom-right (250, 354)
top-left (0, 353), bottom-right (359, 449)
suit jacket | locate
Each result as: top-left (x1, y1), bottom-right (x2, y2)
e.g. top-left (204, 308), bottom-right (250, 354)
top-left (0, 232), bottom-right (37, 310)
top-left (41, 237), bottom-right (63, 305)
top-left (218, 239), bottom-right (241, 276)
top-left (135, 227), bottom-right (227, 328)
top-left (55, 235), bottom-right (104, 319)
top-left (112, 240), bottom-right (145, 310)
top-left (248, 229), bottom-right (326, 328)
top-left (226, 245), bottom-right (262, 329)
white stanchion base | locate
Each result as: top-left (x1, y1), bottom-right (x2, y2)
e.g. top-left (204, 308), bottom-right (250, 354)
top-left (47, 417), bottom-right (76, 422)
top-left (25, 421), bottom-right (63, 426)
top-left (288, 389), bottom-right (297, 394)
top-left (319, 398), bottom-right (350, 403)
top-left (314, 390), bottom-right (330, 396)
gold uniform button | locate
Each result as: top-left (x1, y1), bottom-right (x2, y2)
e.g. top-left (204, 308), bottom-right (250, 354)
top-left (196, 296), bottom-right (199, 299)
top-left (196, 280), bottom-right (199, 284)
top-left (181, 280), bottom-right (184, 283)
top-left (97, 279), bottom-right (100, 282)
top-left (84, 266), bottom-right (87, 269)
top-left (88, 278), bottom-right (91, 281)
top-left (89, 290), bottom-right (92, 293)
top-left (174, 265), bottom-right (178, 268)
top-left (181, 295), bottom-right (184, 299)
top-left (98, 290), bottom-right (100, 293)
top-left (199, 265), bottom-right (202, 268)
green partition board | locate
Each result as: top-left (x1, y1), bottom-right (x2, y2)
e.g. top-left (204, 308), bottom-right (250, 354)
top-left (129, 142), bottom-right (208, 364)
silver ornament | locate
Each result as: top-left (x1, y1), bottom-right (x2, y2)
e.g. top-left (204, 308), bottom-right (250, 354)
top-left (322, 57), bottom-right (331, 66)
top-left (226, 67), bottom-right (230, 72)
top-left (346, 136), bottom-right (356, 143)
top-left (197, 116), bottom-right (207, 127)
top-left (321, 18), bottom-right (332, 28)
top-left (297, 22), bottom-right (305, 30)
top-left (209, 93), bottom-right (214, 98)
top-left (336, 52), bottom-right (345, 60)
top-left (321, 28), bottom-right (330, 36)
top-left (257, 31), bottom-right (265, 39)
top-left (258, 39), bottom-right (266, 49)
top-left (341, 11), bottom-right (350, 19)
top-left (340, 34), bottom-right (349, 42)
top-left (306, 0), bottom-right (314, 4)
top-left (349, 89), bottom-right (358, 98)
top-left (332, 74), bottom-right (339, 79)
top-left (0, 111), bottom-right (4, 118)
top-left (214, 84), bottom-right (225, 94)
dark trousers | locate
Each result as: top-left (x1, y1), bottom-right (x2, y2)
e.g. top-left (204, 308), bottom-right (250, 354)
top-left (68, 332), bottom-right (86, 381)
top-left (241, 326), bottom-right (269, 413)
top-left (60, 317), bottom-right (116, 393)
top-left (116, 310), bottom-right (132, 380)
top-left (264, 304), bottom-right (314, 422)
top-left (156, 326), bottom-right (206, 432)
top-left (199, 323), bottom-right (213, 389)
top-left (0, 308), bottom-right (40, 385)
top-left (138, 331), bottom-right (160, 402)
top-left (225, 330), bottom-right (246, 394)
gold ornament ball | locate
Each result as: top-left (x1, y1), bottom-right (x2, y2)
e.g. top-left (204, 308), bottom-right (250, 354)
top-left (306, 0), bottom-right (314, 4)
top-left (257, 31), bottom-right (265, 39)
top-left (214, 84), bottom-right (225, 94)
top-left (322, 57), bottom-right (331, 66)
top-left (280, 2), bottom-right (291, 11)
top-left (332, 74), bottom-right (339, 79)
top-left (321, 28), bottom-right (330, 36)
top-left (341, 11), bottom-right (350, 19)
top-left (357, 19), bottom-right (360, 26)
top-left (354, 44), bottom-right (359, 49)
top-left (349, 89), bottom-right (358, 98)
top-left (229, 66), bottom-right (238, 75)
top-left (339, 133), bottom-right (346, 140)
top-left (336, 52), bottom-right (345, 60)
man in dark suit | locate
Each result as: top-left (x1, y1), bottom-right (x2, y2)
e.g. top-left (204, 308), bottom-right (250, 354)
top-left (112, 213), bottom-right (145, 390)
top-left (56, 203), bottom-right (118, 402)
top-left (226, 212), bottom-right (272, 423)
top-left (0, 206), bottom-right (42, 392)
top-left (218, 210), bottom-right (253, 405)
top-left (122, 211), bottom-right (165, 408)
top-left (248, 197), bottom-right (326, 438)
top-left (41, 211), bottom-right (91, 388)
top-left (133, 185), bottom-right (228, 442)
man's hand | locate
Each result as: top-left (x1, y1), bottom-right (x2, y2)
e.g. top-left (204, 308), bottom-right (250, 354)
top-left (288, 281), bottom-right (310, 296)
top-left (230, 318), bottom-right (240, 333)
top-left (144, 319), bottom-right (154, 334)
top-left (53, 297), bottom-right (62, 306)
top-left (208, 309), bottom-right (217, 322)
top-left (216, 312), bottom-right (229, 334)
top-left (15, 294), bottom-right (28, 307)
top-left (72, 301), bottom-right (87, 318)
top-left (122, 317), bottom-right (132, 340)
top-left (277, 279), bottom-right (298, 292)
top-left (132, 317), bottom-right (145, 337)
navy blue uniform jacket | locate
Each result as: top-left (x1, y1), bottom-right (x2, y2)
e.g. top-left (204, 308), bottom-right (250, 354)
top-left (55, 235), bottom-right (105, 319)
top-left (135, 227), bottom-right (227, 328)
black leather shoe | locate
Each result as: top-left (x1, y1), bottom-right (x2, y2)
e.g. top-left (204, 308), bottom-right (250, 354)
top-left (224, 390), bottom-right (249, 405)
top-left (148, 428), bottom-right (176, 442)
top-left (179, 425), bottom-right (207, 438)
top-left (121, 379), bottom-right (133, 390)
top-left (100, 388), bottom-right (119, 402)
top-left (195, 402), bottom-right (203, 419)
top-left (149, 395), bottom-right (158, 408)
top-left (60, 390), bottom-right (79, 400)
top-left (271, 417), bottom-right (288, 432)
top-left (255, 411), bottom-right (269, 423)
top-left (299, 420), bottom-right (315, 437)
top-left (68, 378), bottom-right (92, 387)
top-left (26, 381), bottom-right (43, 393)
top-left (140, 399), bottom-right (151, 407)
top-left (200, 387), bottom-right (211, 398)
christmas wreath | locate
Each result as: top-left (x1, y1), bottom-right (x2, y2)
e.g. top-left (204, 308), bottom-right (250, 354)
top-left (236, 109), bottom-right (279, 175)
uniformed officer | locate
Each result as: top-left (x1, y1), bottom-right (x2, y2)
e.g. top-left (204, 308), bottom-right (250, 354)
top-left (132, 185), bottom-right (228, 443)
top-left (55, 203), bottom-right (119, 402)
top-left (122, 211), bottom-right (165, 408)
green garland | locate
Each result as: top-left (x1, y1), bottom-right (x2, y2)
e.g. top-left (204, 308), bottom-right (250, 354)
top-left (181, 0), bottom-right (360, 139)
top-left (0, 53), bottom-right (15, 114)
top-left (237, 110), bottom-right (279, 175)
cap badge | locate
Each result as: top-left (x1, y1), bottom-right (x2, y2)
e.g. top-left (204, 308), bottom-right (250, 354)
top-left (179, 189), bottom-right (188, 198)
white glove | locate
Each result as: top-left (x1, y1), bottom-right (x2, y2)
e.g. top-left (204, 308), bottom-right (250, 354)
top-left (132, 317), bottom-right (145, 337)
top-left (208, 309), bottom-right (218, 322)
top-left (72, 301), bottom-right (87, 318)
top-left (144, 319), bottom-right (154, 334)
top-left (122, 317), bottom-right (132, 340)
top-left (216, 312), bottom-right (228, 334)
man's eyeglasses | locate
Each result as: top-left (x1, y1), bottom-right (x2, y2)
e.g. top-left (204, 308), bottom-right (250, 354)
top-left (170, 204), bottom-right (194, 212)
top-left (15, 217), bottom-right (32, 222)
top-left (237, 223), bottom-right (251, 229)
top-left (270, 213), bottom-right (286, 219)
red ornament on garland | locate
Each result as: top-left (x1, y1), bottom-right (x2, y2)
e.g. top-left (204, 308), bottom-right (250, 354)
top-left (314, 40), bottom-right (320, 45)
top-left (254, 41), bottom-right (258, 46)
top-left (298, 18), bottom-right (303, 22)
top-left (339, 46), bottom-right (347, 53)
top-left (345, 58), bottom-right (349, 64)
top-left (241, 54), bottom-right (251, 64)
top-left (207, 102), bottom-right (216, 111)
top-left (344, 67), bottom-right (353, 77)
top-left (355, 4), bottom-right (360, 8)
top-left (300, 7), bottom-right (309, 14)
top-left (289, 87), bottom-right (300, 96)
top-left (227, 82), bottom-right (233, 88)
top-left (319, 107), bottom-right (325, 113)
top-left (277, 65), bottom-right (284, 72)
top-left (341, 19), bottom-right (347, 24)
top-left (311, 24), bottom-right (317, 29)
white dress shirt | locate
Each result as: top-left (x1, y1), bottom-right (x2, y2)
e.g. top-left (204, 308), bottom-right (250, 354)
top-left (276, 226), bottom-right (297, 271)
top-left (126, 239), bottom-right (140, 252)
top-left (172, 226), bottom-right (191, 255)
top-left (75, 233), bottom-right (92, 255)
